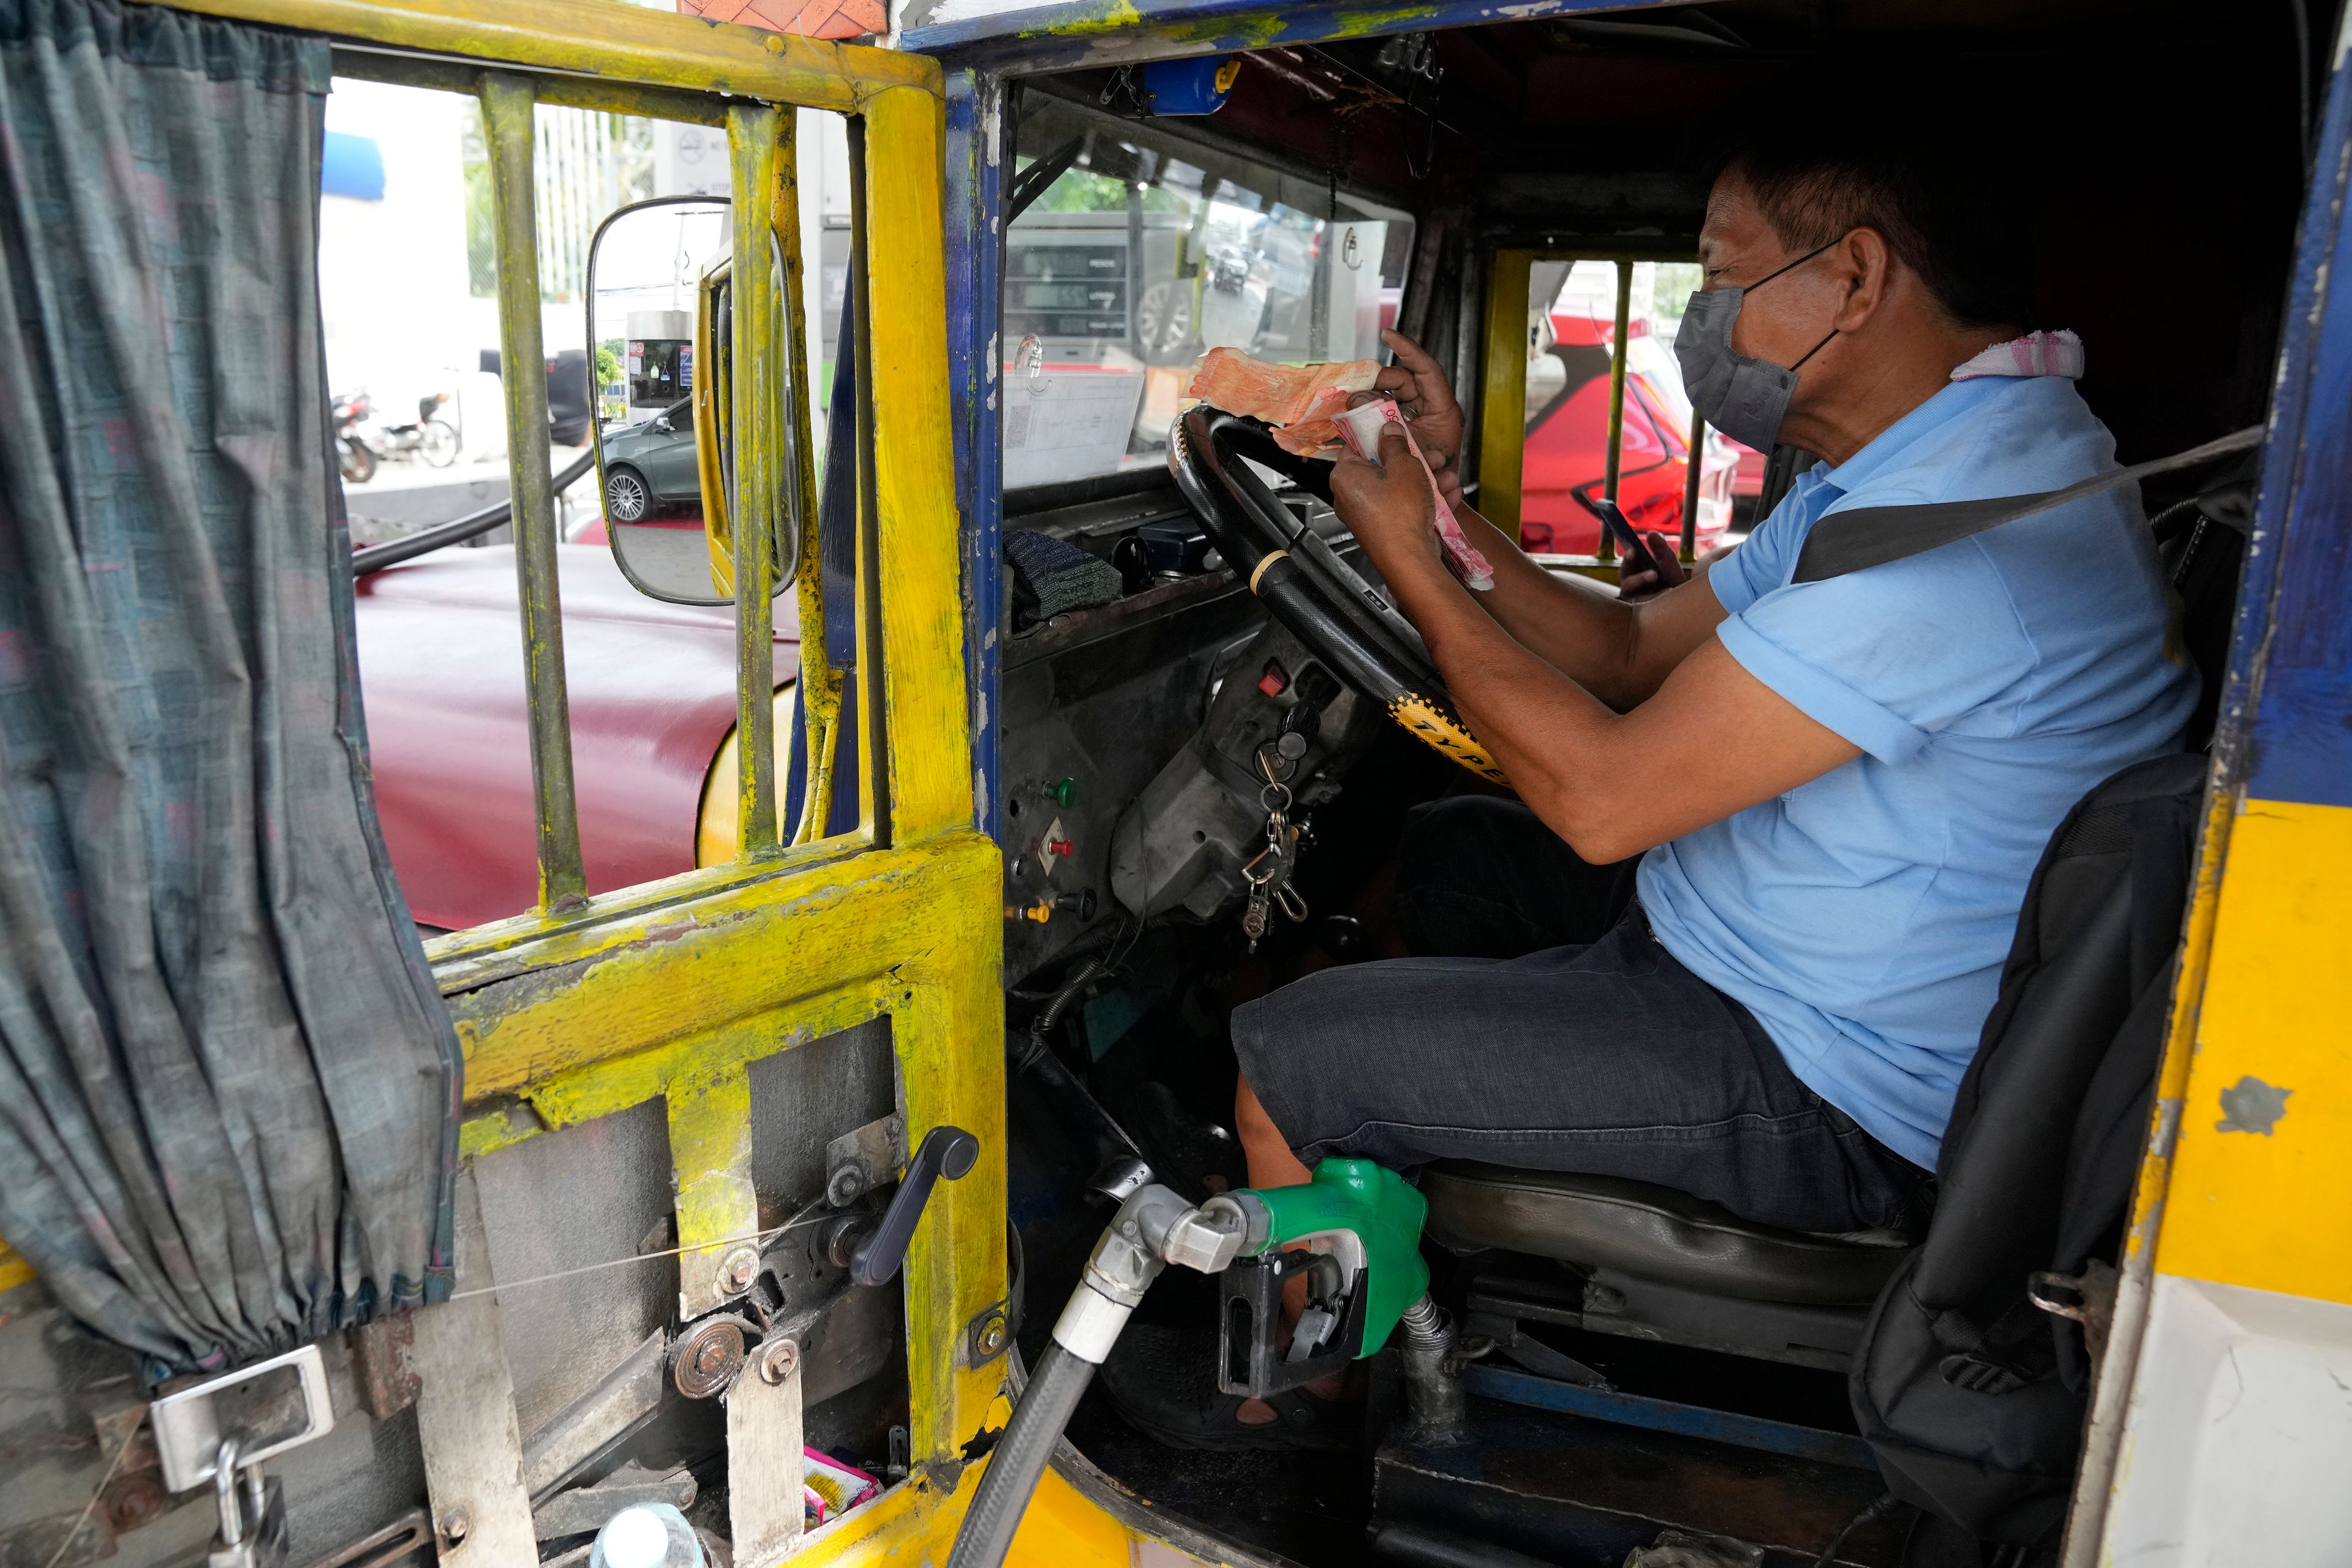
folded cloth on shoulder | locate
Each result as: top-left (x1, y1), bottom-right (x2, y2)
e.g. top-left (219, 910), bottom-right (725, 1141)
top-left (1950, 329), bottom-right (2084, 381)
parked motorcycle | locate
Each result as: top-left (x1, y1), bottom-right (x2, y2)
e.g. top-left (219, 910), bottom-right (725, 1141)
top-left (332, 390), bottom-right (377, 483)
top-left (372, 391), bottom-right (461, 469)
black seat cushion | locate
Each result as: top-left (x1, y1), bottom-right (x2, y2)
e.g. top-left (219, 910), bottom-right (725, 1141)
top-left (1422, 1162), bottom-right (1917, 1306)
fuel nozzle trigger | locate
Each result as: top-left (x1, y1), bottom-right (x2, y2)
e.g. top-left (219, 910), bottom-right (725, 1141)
top-left (1218, 1246), bottom-right (1368, 1398)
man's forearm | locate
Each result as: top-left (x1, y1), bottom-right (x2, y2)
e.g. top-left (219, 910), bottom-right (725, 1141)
top-left (1328, 429), bottom-right (1855, 860)
top-left (1377, 538), bottom-right (1644, 858)
top-left (1442, 503), bottom-right (1651, 707)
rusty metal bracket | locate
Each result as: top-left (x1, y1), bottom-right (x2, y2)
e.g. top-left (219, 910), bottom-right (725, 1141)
top-left (963, 1300), bottom-right (1011, 1368)
top-left (293, 1509), bottom-right (432, 1568)
top-left (824, 1112), bottom-right (907, 1207)
top-left (2029, 1259), bottom-right (2122, 1373)
top-left (351, 1317), bottom-right (420, 1423)
top-left (410, 1170), bottom-right (536, 1566)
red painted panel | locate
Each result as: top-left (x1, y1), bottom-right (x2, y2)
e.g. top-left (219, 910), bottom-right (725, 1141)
top-left (673, 0), bottom-right (883, 40)
top-left (353, 545), bottom-right (796, 931)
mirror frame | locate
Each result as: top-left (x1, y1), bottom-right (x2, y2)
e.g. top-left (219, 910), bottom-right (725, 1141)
top-left (585, 193), bottom-right (787, 606)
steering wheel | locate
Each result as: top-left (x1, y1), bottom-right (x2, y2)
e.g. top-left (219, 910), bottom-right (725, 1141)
top-left (1168, 405), bottom-right (1507, 785)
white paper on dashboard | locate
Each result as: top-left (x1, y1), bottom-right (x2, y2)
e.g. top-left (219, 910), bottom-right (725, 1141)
top-left (1000, 365), bottom-right (1148, 489)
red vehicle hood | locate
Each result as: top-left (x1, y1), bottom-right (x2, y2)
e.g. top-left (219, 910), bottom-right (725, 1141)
top-left (354, 544), bottom-right (795, 930)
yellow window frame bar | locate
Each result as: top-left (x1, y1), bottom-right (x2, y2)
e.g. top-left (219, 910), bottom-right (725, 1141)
top-left (93, 0), bottom-right (1004, 1552)
top-left (1477, 244), bottom-right (1710, 578)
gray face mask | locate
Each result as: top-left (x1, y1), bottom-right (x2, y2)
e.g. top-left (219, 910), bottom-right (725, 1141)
top-left (1675, 238), bottom-right (1842, 450)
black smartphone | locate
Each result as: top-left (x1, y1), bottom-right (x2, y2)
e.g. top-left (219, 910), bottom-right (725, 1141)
top-left (1573, 492), bottom-right (1675, 578)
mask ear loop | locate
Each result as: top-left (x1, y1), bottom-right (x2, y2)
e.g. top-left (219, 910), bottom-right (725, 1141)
top-left (1752, 233), bottom-right (1853, 373)
top-left (1747, 233), bottom-right (1845, 293)
top-left (1790, 326), bottom-right (1839, 370)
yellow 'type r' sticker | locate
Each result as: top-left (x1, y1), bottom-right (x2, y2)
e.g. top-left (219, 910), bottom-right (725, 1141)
top-left (1389, 694), bottom-right (1509, 784)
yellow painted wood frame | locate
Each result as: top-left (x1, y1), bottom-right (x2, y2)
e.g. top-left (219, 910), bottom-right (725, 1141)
top-left (1476, 245), bottom-right (1535, 537)
top-left (64, 2), bottom-right (1015, 1556)
top-left (444, 72), bottom-right (1001, 1566)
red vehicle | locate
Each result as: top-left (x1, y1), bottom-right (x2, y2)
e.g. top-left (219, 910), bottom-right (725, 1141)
top-left (354, 545), bottom-right (793, 930)
top-left (1517, 310), bottom-right (1744, 557)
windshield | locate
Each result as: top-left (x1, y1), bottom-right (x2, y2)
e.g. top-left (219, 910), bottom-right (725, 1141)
top-left (1005, 94), bottom-right (1415, 491)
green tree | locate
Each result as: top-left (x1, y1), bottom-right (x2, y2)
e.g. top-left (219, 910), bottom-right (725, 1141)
top-left (461, 103), bottom-right (496, 298)
top-left (1011, 157), bottom-right (1196, 217)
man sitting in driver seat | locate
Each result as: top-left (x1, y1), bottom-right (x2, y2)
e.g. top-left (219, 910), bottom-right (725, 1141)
top-left (1106, 107), bottom-right (2196, 1447)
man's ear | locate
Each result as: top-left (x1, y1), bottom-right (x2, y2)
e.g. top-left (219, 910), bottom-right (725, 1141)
top-left (1830, 227), bottom-right (1894, 332)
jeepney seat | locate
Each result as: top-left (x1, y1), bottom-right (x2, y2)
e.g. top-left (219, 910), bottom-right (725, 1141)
top-left (1422, 1162), bottom-right (1913, 1307)
top-left (1413, 762), bottom-right (2208, 1395)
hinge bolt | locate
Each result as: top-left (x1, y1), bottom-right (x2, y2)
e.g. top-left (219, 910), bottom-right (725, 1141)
top-left (719, 1247), bottom-right (759, 1294)
top-left (967, 1305), bottom-right (1011, 1365)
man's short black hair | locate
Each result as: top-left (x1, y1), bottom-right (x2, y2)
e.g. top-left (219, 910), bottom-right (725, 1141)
top-left (1708, 93), bottom-right (2034, 333)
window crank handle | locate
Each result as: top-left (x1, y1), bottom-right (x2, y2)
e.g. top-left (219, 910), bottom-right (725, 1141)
top-left (850, 1125), bottom-right (981, 1287)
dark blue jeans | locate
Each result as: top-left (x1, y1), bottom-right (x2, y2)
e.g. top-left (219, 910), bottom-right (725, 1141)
top-left (1233, 796), bottom-right (1929, 1235)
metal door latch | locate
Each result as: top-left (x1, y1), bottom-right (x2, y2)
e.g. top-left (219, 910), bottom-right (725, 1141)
top-left (148, 1343), bottom-right (334, 1568)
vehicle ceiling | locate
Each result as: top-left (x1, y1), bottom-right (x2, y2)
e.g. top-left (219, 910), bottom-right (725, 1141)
top-left (1023, 0), bottom-right (2337, 474)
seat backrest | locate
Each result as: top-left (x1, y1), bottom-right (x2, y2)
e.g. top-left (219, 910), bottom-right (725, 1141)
top-left (2154, 477), bottom-right (2252, 750)
top-left (1850, 751), bottom-right (2207, 1544)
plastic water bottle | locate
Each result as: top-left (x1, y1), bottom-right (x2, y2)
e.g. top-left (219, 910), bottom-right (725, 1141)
top-left (589, 1504), bottom-right (706, 1568)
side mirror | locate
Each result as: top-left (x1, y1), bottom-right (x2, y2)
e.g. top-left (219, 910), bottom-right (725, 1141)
top-left (586, 195), bottom-right (788, 605)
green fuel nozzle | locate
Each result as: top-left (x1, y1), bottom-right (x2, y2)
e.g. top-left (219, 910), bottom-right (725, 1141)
top-left (947, 1161), bottom-right (1461, 1568)
top-left (1229, 1157), bottom-right (1431, 1366)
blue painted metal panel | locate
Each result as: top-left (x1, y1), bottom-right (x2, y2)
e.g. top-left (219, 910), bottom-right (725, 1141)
top-left (2235, 37), bottom-right (2352, 808)
top-left (903, 0), bottom-right (1678, 74)
top-left (945, 67), bottom-right (1006, 841)
top-left (1463, 1364), bottom-right (1880, 1471)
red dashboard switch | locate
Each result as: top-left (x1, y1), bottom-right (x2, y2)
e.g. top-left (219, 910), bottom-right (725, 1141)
top-left (1257, 661), bottom-right (1290, 698)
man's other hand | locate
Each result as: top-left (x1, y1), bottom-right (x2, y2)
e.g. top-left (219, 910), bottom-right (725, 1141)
top-left (1616, 532), bottom-right (1689, 601)
top-left (1331, 424), bottom-right (1439, 573)
top-left (1373, 330), bottom-right (1466, 508)
top-left (1623, 538), bottom-right (1737, 602)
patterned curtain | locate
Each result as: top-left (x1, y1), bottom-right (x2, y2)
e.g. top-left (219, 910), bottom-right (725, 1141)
top-left (0, 0), bottom-right (459, 1370)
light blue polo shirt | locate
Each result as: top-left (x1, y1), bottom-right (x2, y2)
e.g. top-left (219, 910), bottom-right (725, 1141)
top-left (1636, 375), bottom-right (2196, 1170)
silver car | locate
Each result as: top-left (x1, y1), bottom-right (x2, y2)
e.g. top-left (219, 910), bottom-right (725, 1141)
top-left (598, 398), bottom-right (702, 522)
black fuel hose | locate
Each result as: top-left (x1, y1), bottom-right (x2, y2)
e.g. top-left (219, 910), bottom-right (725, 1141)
top-left (351, 448), bottom-right (598, 575)
top-left (946, 1341), bottom-right (1097, 1568)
